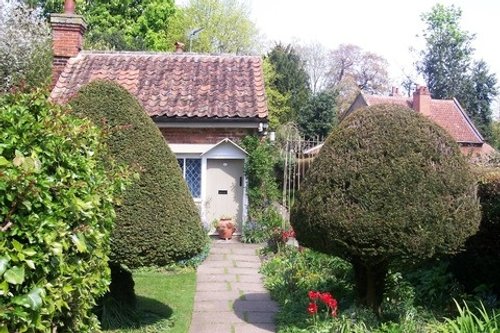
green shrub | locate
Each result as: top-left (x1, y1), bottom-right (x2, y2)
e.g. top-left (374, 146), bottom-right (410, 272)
top-left (70, 81), bottom-right (208, 268)
top-left (450, 168), bottom-right (500, 297)
top-left (0, 91), bottom-right (128, 332)
top-left (291, 104), bottom-right (481, 313)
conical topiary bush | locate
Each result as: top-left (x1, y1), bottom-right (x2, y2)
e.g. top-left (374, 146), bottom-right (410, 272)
top-left (70, 80), bottom-right (208, 268)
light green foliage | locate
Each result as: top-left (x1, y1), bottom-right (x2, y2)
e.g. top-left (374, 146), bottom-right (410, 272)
top-left (240, 135), bottom-right (282, 243)
top-left (442, 301), bottom-right (500, 333)
top-left (28, 0), bottom-right (177, 51)
top-left (0, 91), bottom-right (129, 332)
top-left (291, 104), bottom-right (481, 311)
top-left (418, 4), bottom-right (497, 139)
top-left (166, 0), bottom-right (259, 54)
top-left (70, 81), bottom-right (207, 268)
top-left (492, 121), bottom-right (500, 150)
top-left (266, 44), bottom-right (311, 124)
top-left (263, 58), bottom-right (292, 129)
top-left (84, 0), bottom-right (176, 50)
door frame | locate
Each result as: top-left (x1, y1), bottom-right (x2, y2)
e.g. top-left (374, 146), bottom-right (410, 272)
top-left (170, 139), bottom-right (248, 234)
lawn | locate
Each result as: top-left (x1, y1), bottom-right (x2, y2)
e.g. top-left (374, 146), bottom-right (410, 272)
top-left (105, 269), bottom-right (196, 333)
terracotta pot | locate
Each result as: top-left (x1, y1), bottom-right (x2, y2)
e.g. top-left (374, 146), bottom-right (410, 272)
top-left (217, 219), bottom-right (235, 240)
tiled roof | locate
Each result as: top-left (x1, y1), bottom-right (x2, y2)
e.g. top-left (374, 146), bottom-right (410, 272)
top-left (362, 94), bottom-right (483, 144)
top-left (50, 51), bottom-right (268, 119)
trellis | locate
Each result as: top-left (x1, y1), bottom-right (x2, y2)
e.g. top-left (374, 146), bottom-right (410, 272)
top-left (279, 133), bottom-right (323, 222)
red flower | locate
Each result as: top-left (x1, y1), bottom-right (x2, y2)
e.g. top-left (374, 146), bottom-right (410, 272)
top-left (308, 291), bottom-right (320, 300)
top-left (319, 292), bottom-right (333, 305)
top-left (307, 302), bottom-right (318, 315)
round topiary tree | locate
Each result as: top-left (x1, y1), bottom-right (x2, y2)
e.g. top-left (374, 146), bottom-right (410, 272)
top-left (0, 91), bottom-right (128, 332)
top-left (70, 81), bottom-right (207, 269)
top-left (291, 104), bottom-right (481, 314)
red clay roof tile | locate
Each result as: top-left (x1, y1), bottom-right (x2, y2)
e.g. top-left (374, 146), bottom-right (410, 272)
top-left (50, 52), bottom-right (268, 120)
top-left (362, 93), bottom-right (483, 144)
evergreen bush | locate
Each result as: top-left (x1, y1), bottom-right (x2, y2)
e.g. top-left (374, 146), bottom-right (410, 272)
top-left (291, 104), bottom-right (481, 313)
top-left (0, 91), bottom-right (128, 332)
top-left (70, 81), bottom-right (207, 268)
top-left (451, 167), bottom-right (500, 296)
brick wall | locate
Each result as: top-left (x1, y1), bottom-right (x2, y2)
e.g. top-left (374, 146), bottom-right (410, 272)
top-left (50, 14), bottom-right (86, 88)
top-left (160, 127), bottom-right (257, 144)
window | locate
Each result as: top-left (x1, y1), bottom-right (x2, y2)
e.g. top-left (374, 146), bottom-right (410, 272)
top-left (177, 158), bottom-right (201, 198)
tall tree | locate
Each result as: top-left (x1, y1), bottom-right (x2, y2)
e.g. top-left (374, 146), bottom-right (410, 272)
top-left (166, 0), bottom-right (259, 54)
top-left (0, 0), bottom-right (51, 92)
top-left (326, 44), bottom-right (389, 113)
top-left (262, 59), bottom-right (292, 129)
top-left (266, 43), bottom-right (311, 124)
top-left (25, 0), bottom-right (177, 51)
top-left (418, 4), bottom-right (498, 139)
top-left (418, 4), bottom-right (474, 100)
top-left (460, 60), bottom-right (498, 139)
top-left (296, 41), bottom-right (329, 94)
top-left (298, 90), bottom-right (337, 139)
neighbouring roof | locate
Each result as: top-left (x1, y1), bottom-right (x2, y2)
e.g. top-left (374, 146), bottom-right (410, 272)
top-left (50, 51), bottom-right (268, 119)
top-left (360, 94), bottom-right (484, 144)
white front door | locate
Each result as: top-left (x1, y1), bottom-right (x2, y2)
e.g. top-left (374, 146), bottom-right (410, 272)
top-left (206, 159), bottom-right (244, 231)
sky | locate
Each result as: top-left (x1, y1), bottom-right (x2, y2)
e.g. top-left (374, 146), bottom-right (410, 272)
top-left (249, 0), bottom-right (500, 89)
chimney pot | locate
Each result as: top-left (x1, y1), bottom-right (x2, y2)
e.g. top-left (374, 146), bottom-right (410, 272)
top-left (64, 0), bottom-right (76, 14)
top-left (175, 42), bottom-right (185, 53)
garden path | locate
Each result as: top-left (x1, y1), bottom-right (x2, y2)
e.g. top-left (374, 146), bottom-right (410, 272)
top-left (189, 239), bottom-right (278, 333)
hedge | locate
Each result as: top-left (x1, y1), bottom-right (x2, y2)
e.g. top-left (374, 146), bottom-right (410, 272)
top-left (70, 81), bottom-right (207, 268)
top-left (0, 91), bottom-right (128, 332)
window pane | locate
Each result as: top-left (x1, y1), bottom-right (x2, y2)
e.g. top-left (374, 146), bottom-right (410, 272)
top-left (185, 159), bottom-right (201, 198)
top-left (177, 158), bottom-right (184, 171)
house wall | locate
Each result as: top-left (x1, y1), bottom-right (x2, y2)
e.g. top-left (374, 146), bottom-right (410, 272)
top-left (160, 127), bottom-right (255, 144)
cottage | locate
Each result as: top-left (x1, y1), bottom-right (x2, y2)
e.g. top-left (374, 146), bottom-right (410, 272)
top-left (49, 1), bottom-right (268, 231)
top-left (346, 86), bottom-right (496, 161)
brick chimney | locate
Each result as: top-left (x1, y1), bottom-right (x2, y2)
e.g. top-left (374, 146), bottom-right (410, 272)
top-left (412, 86), bottom-right (431, 116)
top-left (50, 0), bottom-right (86, 89)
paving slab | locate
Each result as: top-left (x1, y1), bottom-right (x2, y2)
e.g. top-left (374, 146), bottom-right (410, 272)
top-left (189, 239), bottom-right (278, 333)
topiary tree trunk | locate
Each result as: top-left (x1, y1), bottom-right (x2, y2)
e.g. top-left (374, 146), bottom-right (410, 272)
top-left (352, 258), bottom-right (388, 316)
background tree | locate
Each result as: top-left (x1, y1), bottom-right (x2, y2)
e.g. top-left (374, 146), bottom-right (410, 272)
top-left (298, 90), bottom-right (337, 139)
top-left (296, 41), bottom-right (329, 94)
top-left (166, 0), bottom-right (259, 54)
top-left (266, 43), bottom-right (311, 124)
top-left (291, 104), bottom-right (481, 314)
top-left (263, 58), bottom-right (292, 129)
top-left (460, 60), bottom-right (498, 139)
top-left (326, 44), bottom-right (389, 113)
top-left (0, 0), bottom-right (51, 92)
top-left (27, 0), bottom-right (177, 51)
top-left (418, 4), bottom-right (498, 140)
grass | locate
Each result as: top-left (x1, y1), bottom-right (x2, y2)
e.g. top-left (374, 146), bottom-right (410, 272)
top-left (105, 269), bottom-right (197, 333)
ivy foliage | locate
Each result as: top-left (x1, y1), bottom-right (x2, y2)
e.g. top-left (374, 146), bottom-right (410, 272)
top-left (241, 135), bottom-right (279, 212)
top-left (70, 81), bottom-right (208, 268)
top-left (291, 104), bottom-right (481, 311)
top-left (0, 91), bottom-right (129, 332)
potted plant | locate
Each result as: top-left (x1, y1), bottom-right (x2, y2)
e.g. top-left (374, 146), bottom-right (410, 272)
top-left (216, 216), bottom-right (235, 240)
